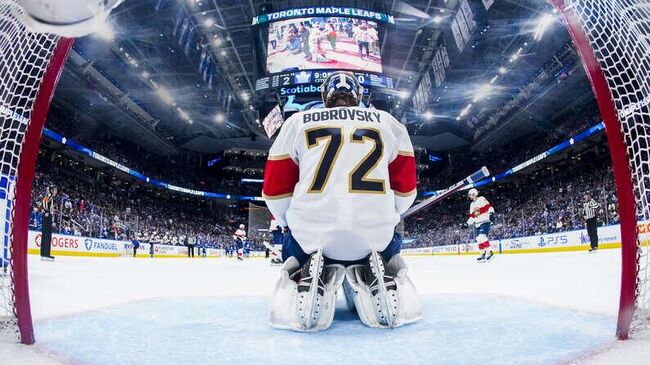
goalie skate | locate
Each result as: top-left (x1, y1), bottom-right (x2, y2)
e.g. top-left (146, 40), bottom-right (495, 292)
top-left (269, 249), bottom-right (345, 331)
top-left (345, 250), bottom-right (421, 328)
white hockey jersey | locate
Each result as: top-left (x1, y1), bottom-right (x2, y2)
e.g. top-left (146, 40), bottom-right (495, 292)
top-left (233, 229), bottom-right (246, 240)
top-left (262, 106), bottom-right (417, 261)
top-left (467, 196), bottom-right (494, 227)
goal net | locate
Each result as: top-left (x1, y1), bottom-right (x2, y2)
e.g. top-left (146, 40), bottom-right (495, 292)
top-left (0, 0), bottom-right (65, 344)
top-left (551, 0), bottom-right (650, 338)
top-left (0, 0), bottom-right (649, 345)
top-left (248, 202), bottom-right (274, 245)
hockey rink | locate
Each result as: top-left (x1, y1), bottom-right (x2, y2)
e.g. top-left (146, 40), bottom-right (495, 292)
top-left (2, 250), bottom-right (649, 365)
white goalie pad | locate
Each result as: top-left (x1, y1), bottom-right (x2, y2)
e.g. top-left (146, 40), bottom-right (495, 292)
top-left (344, 253), bottom-right (422, 328)
top-left (269, 256), bottom-right (345, 332)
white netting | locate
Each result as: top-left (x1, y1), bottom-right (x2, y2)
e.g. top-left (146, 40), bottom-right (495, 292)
top-left (567, 0), bottom-right (650, 334)
top-left (248, 202), bottom-right (274, 243)
top-left (0, 0), bottom-right (58, 340)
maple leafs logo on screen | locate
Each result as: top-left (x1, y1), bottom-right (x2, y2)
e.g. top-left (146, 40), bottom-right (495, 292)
top-left (294, 71), bottom-right (311, 84)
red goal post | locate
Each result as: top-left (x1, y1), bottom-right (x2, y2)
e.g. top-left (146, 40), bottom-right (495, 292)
top-left (549, 0), bottom-right (649, 339)
top-left (0, 1), bottom-right (72, 344)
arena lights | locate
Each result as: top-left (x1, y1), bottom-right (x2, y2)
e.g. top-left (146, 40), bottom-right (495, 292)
top-left (460, 103), bottom-right (472, 117)
top-left (498, 67), bottom-right (507, 74)
top-left (214, 113), bottom-right (226, 123)
top-left (204, 18), bottom-right (215, 27)
top-left (399, 90), bottom-right (410, 99)
top-left (157, 87), bottom-right (173, 105)
top-left (177, 107), bottom-right (190, 120)
top-left (95, 20), bottom-right (114, 41)
top-left (473, 84), bottom-right (493, 102)
top-left (534, 13), bottom-right (556, 40)
top-left (432, 15), bottom-right (443, 24)
top-left (422, 110), bottom-right (434, 120)
top-left (141, 71), bottom-right (149, 78)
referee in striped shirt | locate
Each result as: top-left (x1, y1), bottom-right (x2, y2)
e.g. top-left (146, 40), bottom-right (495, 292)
top-left (583, 193), bottom-right (600, 253)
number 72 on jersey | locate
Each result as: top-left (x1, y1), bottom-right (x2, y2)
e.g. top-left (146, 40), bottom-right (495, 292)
top-left (305, 126), bottom-right (385, 194)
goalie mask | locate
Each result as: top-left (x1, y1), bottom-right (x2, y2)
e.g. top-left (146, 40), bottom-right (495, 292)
top-left (321, 71), bottom-right (363, 108)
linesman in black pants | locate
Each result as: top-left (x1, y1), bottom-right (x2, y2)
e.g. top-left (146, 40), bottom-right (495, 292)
top-left (187, 234), bottom-right (196, 258)
top-left (40, 185), bottom-right (57, 260)
top-left (583, 193), bottom-right (600, 253)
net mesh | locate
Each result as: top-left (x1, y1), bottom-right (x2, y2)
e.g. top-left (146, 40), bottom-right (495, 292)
top-left (0, 0), bottom-right (58, 340)
top-left (567, 0), bottom-right (650, 334)
top-left (248, 202), bottom-right (274, 245)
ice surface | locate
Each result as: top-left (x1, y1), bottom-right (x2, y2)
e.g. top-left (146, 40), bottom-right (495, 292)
top-left (34, 295), bottom-right (614, 365)
top-left (1, 250), bottom-right (649, 364)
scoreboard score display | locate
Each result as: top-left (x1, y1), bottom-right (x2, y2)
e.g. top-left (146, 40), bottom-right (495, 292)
top-left (255, 70), bottom-right (393, 94)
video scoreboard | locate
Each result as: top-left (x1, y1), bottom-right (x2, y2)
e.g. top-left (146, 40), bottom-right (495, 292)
top-left (255, 70), bottom-right (394, 94)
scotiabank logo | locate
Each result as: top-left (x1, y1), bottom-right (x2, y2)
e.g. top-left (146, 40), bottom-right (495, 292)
top-left (33, 233), bottom-right (79, 249)
top-left (279, 84), bottom-right (320, 95)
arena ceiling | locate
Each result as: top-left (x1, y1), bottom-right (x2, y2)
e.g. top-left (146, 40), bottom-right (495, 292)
top-left (50, 0), bottom-right (595, 157)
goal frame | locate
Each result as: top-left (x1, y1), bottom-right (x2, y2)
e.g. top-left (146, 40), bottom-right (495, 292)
top-left (10, 37), bottom-right (74, 345)
top-left (1, 0), bottom-right (644, 345)
top-left (549, 0), bottom-right (639, 340)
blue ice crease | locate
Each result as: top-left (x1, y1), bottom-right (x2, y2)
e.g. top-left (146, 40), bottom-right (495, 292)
top-left (34, 295), bottom-right (615, 365)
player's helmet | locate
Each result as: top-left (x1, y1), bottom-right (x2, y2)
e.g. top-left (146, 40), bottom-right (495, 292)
top-left (467, 188), bottom-right (478, 198)
top-left (239, 224), bottom-right (245, 229)
top-left (321, 71), bottom-right (363, 108)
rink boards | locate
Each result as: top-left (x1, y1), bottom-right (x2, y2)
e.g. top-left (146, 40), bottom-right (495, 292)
top-left (23, 222), bottom-right (650, 259)
top-left (25, 230), bottom-right (230, 258)
top-left (403, 222), bottom-right (650, 256)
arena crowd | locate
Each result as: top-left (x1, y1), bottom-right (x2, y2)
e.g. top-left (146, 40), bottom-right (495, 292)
top-left (33, 109), bottom-right (617, 251)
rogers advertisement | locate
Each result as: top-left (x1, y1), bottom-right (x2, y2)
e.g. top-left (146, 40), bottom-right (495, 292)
top-left (28, 231), bottom-right (125, 255)
top-left (26, 231), bottom-right (225, 258)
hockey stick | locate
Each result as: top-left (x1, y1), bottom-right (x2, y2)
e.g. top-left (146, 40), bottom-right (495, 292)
top-left (261, 239), bottom-right (282, 258)
top-left (401, 166), bottom-right (490, 219)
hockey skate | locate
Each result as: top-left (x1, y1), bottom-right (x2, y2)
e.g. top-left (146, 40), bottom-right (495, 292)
top-left (269, 248), bottom-right (345, 331)
top-left (344, 249), bottom-right (421, 328)
top-left (485, 251), bottom-right (495, 262)
top-left (588, 247), bottom-right (598, 254)
top-left (476, 251), bottom-right (486, 263)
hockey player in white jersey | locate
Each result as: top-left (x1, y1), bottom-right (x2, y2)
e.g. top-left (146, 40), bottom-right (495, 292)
top-left (233, 224), bottom-right (247, 260)
top-left (467, 188), bottom-right (495, 262)
top-left (263, 71), bottom-right (421, 331)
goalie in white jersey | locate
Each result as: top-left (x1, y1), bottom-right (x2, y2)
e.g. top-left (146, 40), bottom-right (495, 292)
top-left (263, 71), bottom-right (422, 331)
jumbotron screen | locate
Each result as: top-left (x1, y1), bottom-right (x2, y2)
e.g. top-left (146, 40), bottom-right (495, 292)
top-left (266, 17), bottom-right (382, 74)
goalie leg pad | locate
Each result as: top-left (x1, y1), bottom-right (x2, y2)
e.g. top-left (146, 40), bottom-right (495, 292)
top-left (344, 250), bottom-right (422, 328)
top-left (269, 250), bottom-right (345, 331)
